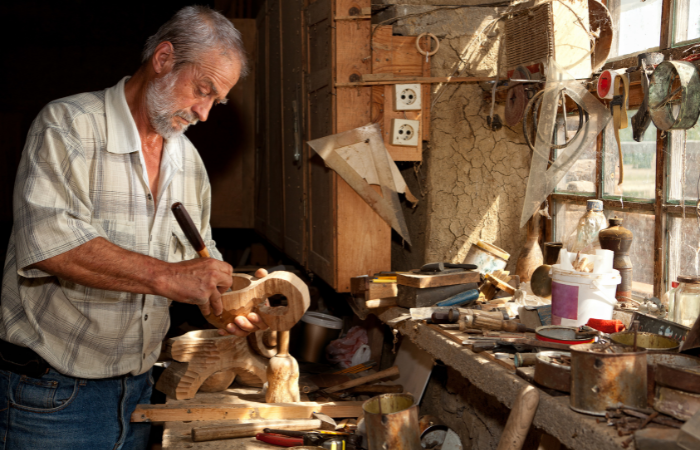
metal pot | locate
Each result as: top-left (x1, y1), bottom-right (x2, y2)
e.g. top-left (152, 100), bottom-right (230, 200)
top-left (610, 331), bottom-right (680, 353)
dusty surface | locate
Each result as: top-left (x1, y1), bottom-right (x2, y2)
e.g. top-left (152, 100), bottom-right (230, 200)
top-left (377, 307), bottom-right (633, 450)
top-left (387, 5), bottom-right (533, 271)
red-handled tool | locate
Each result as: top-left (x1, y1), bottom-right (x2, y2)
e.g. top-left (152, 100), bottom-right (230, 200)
top-left (171, 202), bottom-right (210, 258)
top-left (255, 433), bottom-right (303, 447)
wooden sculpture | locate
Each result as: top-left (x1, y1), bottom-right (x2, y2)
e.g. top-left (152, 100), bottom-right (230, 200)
top-left (205, 271), bottom-right (311, 332)
top-left (248, 329), bottom-right (278, 358)
top-left (156, 330), bottom-right (268, 400)
top-left (266, 330), bottom-right (301, 403)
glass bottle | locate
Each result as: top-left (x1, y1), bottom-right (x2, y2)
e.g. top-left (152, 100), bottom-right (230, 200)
top-left (566, 200), bottom-right (607, 254)
top-left (664, 281), bottom-right (680, 320)
top-left (673, 276), bottom-right (700, 327)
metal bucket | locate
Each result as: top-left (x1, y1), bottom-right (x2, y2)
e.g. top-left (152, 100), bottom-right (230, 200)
top-left (610, 331), bottom-right (680, 353)
top-left (362, 394), bottom-right (422, 450)
top-left (570, 343), bottom-right (647, 416)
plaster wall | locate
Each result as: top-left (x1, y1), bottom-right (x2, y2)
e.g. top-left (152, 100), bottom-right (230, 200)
top-left (388, 4), bottom-right (533, 271)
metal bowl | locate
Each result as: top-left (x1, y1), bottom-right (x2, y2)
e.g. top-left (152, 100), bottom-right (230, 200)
top-left (610, 331), bottom-right (680, 352)
top-left (536, 326), bottom-right (595, 345)
top-left (534, 351), bottom-right (571, 393)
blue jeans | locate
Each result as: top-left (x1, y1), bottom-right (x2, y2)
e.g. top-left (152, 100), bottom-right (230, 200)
top-left (0, 367), bottom-right (153, 450)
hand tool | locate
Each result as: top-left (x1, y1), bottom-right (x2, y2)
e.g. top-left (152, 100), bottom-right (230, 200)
top-left (256, 432), bottom-right (303, 447)
top-left (435, 289), bottom-right (479, 307)
top-left (431, 309), bottom-right (459, 324)
top-left (191, 419), bottom-right (321, 442)
top-left (397, 282), bottom-right (479, 308)
top-left (323, 365), bottom-right (400, 394)
top-left (496, 385), bottom-right (539, 450)
top-left (171, 202), bottom-right (209, 258)
top-left (266, 330), bottom-right (301, 403)
top-left (460, 315), bottom-right (533, 333)
top-left (419, 262), bottom-right (477, 272)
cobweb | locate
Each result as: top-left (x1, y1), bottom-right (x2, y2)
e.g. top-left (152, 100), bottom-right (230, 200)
top-left (520, 58), bottom-right (613, 228)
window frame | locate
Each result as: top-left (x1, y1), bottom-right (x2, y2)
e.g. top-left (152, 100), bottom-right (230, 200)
top-left (549, 0), bottom-right (700, 298)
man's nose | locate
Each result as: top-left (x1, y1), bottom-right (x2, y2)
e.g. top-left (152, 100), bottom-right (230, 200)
top-left (191, 102), bottom-right (211, 122)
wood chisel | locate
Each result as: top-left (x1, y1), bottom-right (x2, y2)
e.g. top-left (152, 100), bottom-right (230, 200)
top-left (171, 202), bottom-right (210, 258)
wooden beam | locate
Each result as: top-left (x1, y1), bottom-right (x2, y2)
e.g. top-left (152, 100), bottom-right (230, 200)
top-left (131, 401), bottom-right (364, 423)
top-left (654, 128), bottom-right (667, 297)
top-left (336, 76), bottom-right (495, 87)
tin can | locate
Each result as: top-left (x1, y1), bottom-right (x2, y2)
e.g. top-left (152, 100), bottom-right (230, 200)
top-left (362, 394), bottom-right (422, 450)
top-left (570, 343), bottom-right (647, 415)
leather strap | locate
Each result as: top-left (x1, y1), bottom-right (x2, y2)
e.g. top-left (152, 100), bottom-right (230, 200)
top-left (610, 73), bottom-right (630, 185)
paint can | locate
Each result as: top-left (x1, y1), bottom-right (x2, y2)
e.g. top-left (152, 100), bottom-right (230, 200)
top-left (550, 265), bottom-right (620, 327)
top-left (363, 394), bottom-right (422, 450)
top-left (570, 343), bottom-right (647, 415)
top-left (299, 312), bottom-right (343, 363)
top-left (464, 241), bottom-right (510, 274)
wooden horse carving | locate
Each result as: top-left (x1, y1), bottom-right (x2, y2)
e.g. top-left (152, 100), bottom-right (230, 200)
top-left (156, 271), bottom-right (310, 400)
top-left (205, 271), bottom-right (311, 332)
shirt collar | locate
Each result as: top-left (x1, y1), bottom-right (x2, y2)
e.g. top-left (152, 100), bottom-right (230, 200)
top-left (104, 77), bottom-right (183, 172)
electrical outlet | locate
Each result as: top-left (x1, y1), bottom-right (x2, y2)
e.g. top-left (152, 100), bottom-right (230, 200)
top-left (394, 84), bottom-right (422, 111)
top-left (391, 119), bottom-right (420, 146)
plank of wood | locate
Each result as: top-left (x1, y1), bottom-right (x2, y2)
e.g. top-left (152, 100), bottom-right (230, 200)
top-left (363, 73), bottom-right (395, 81)
top-left (192, 419), bottom-right (322, 442)
top-left (132, 401), bottom-right (364, 423)
top-left (368, 282), bottom-right (398, 299)
top-left (366, 298), bottom-right (397, 308)
top-left (324, 366), bottom-right (400, 394)
top-left (336, 76), bottom-right (495, 87)
top-left (655, 387), bottom-right (700, 421)
top-left (397, 270), bottom-right (481, 288)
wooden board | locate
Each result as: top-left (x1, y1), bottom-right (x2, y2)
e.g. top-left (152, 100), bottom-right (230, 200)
top-left (306, 0), bottom-right (336, 287)
top-left (397, 270), bottom-right (481, 288)
top-left (208, 19), bottom-right (256, 229)
top-left (132, 401), bottom-right (364, 422)
top-left (281, 0), bottom-right (306, 265)
top-left (254, 9), bottom-right (269, 236)
top-left (334, 0), bottom-right (390, 293)
top-left (266, 0), bottom-right (285, 248)
top-left (370, 26), bottom-right (426, 161)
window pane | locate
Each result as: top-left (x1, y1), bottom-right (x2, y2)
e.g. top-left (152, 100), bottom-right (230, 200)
top-left (555, 115), bottom-right (597, 194)
top-left (674, 0), bottom-right (700, 45)
top-left (668, 123), bottom-right (700, 203)
top-left (555, 202), bottom-right (655, 298)
top-left (604, 210), bottom-right (655, 299)
top-left (608, 0), bottom-right (663, 58)
top-left (668, 215), bottom-right (700, 288)
top-left (603, 109), bottom-right (657, 200)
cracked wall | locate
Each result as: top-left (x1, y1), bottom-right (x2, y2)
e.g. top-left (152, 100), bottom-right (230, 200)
top-left (387, 4), bottom-right (532, 271)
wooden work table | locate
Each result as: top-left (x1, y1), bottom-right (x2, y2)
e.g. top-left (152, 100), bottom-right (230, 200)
top-left (161, 387), bottom-right (311, 450)
top-left (375, 307), bottom-right (635, 450)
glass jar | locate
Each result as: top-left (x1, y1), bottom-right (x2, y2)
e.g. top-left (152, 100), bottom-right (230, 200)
top-left (672, 276), bottom-right (700, 327)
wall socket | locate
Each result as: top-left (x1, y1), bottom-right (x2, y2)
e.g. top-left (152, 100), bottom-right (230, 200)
top-left (394, 84), bottom-right (422, 111)
top-left (391, 119), bottom-right (420, 146)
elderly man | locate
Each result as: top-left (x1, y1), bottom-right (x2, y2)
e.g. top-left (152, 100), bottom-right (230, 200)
top-left (0, 6), bottom-right (261, 449)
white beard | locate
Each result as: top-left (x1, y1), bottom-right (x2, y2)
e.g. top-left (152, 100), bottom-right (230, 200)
top-left (145, 70), bottom-right (199, 139)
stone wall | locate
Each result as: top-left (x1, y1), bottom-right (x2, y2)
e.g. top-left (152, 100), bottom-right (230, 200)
top-left (385, 2), bottom-right (533, 271)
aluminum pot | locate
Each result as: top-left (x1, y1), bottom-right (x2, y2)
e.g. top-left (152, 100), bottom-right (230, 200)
top-left (362, 394), bottom-right (422, 450)
top-left (570, 343), bottom-right (647, 416)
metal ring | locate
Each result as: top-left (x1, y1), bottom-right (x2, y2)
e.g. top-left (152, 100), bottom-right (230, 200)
top-left (649, 60), bottom-right (700, 131)
top-left (415, 32), bottom-right (439, 57)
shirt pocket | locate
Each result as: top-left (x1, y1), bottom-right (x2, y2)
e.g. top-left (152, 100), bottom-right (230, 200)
top-left (169, 225), bottom-right (196, 262)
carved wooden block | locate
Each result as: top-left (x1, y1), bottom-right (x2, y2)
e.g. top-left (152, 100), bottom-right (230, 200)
top-left (156, 330), bottom-right (268, 400)
top-left (205, 271), bottom-right (311, 332)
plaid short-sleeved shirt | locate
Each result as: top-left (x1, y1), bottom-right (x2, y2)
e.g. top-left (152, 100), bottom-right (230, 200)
top-left (1, 77), bottom-right (222, 378)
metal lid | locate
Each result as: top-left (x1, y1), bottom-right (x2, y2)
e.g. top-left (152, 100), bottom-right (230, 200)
top-left (586, 199), bottom-right (603, 211)
top-left (608, 216), bottom-right (623, 226)
top-left (678, 276), bottom-right (700, 284)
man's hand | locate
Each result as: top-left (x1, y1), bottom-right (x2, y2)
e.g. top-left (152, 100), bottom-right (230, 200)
top-left (218, 268), bottom-right (270, 337)
top-left (161, 257), bottom-right (234, 316)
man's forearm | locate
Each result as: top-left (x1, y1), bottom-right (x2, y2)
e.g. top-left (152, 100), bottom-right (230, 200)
top-left (30, 237), bottom-right (170, 296)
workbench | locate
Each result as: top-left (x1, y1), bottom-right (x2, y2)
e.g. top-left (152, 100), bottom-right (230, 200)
top-left (160, 387), bottom-right (321, 450)
top-left (375, 307), bottom-right (634, 450)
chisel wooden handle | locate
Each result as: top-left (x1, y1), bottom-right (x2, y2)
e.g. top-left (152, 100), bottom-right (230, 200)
top-left (323, 366), bottom-right (400, 394)
top-left (171, 202), bottom-right (210, 258)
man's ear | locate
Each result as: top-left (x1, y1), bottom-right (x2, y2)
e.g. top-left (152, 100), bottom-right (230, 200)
top-left (152, 41), bottom-right (175, 75)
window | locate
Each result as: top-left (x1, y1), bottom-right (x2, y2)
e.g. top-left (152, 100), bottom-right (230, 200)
top-left (673, 0), bottom-right (700, 46)
top-left (550, 2), bottom-right (700, 299)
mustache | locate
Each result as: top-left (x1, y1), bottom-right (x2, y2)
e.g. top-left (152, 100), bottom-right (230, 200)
top-left (174, 110), bottom-right (199, 125)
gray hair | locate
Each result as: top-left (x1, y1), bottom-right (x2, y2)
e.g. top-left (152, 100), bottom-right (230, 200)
top-left (142, 5), bottom-right (248, 77)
